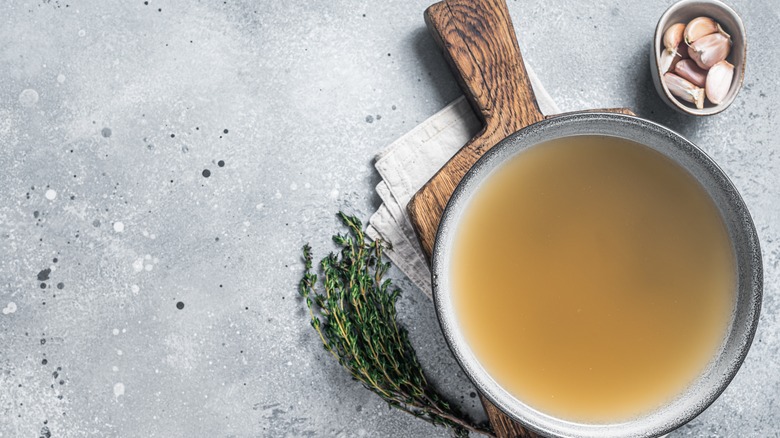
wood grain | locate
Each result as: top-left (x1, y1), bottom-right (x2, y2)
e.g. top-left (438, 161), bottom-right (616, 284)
top-left (408, 0), bottom-right (635, 437)
top-left (410, 0), bottom-right (544, 259)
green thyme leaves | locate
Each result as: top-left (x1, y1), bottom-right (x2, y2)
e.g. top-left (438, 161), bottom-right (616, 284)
top-left (299, 213), bottom-right (492, 437)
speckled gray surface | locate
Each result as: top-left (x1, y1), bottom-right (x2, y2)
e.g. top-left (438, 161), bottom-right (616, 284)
top-left (0, 1), bottom-right (777, 437)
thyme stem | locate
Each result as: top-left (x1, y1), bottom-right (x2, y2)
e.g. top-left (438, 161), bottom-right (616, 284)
top-left (299, 212), bottom-right (494, 437)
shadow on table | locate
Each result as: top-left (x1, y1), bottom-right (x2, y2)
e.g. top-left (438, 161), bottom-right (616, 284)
top-left (365, 26), bottom-right (461, 215)
top-left (410, 26), bottom-right (461, 112)
top-left (631, 48), bottom-right (706, 138)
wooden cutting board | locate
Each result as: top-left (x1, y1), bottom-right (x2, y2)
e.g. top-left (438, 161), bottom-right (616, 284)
top-left (408, 0), bottom-right (634, 436)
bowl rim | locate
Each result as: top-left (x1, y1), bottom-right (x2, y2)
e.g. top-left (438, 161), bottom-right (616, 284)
top-left (431, 112), bottom-right (763, 438)
top-left (653, 0), bottom-right (747, 116)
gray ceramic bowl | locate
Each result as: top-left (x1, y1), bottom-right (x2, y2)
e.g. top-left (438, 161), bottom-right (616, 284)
top-left (650, 0), bottom-right (746, 116)
top-left (432, 113), bottom-right (762, 438)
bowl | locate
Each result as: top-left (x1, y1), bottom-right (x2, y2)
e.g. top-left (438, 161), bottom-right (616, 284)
top-left (432, 113), bottom-right (763, 438)
top-left (650, 0), bottom-right (746, 116)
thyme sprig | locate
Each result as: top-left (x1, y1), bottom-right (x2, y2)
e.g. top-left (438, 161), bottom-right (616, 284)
top-left (299, 212), bottom-right (493, 437)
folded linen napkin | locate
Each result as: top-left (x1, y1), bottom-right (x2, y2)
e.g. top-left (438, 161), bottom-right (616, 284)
top-left (366, 66), bottom-right (560, 297)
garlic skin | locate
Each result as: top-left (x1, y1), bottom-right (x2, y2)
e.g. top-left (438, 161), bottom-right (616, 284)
top-left (675, 59), bottom-right (708, 87)
top-left (664, 73), bottom-right (705, 109)
top-left (664, 23), bottom-right (686, 52)
top-left (706, 61), bottom-right (735, 104)
top-left (684, 17), bottom-right (724, 44)
top-left (688, 32), bottom-right (731, 70)
top-left (676, 41), bottom-right (690, 59)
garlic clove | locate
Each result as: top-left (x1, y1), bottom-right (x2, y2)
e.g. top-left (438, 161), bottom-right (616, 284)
top-left (684, 17), bottom-right (720, 44)
top-left (660, 49), bottom-right (684, 74)
top-left (659, 50), bottom-right (674, 73)
top-left (675, 59), bottom-right (708, 87)
top-left (688, 32), bottom-right (731, 70)
top-left (705, 60), bottom-right (735, 104)
top-left (664, 23), bottom-right (686, 52)
top-left (664, 72), bottom-right (705, 109)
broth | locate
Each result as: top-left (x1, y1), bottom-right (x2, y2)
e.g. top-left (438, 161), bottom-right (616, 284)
top-left (452, 135), bottom-right (735, 422)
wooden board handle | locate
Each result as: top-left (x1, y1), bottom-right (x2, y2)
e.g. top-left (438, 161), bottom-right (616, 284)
top-left (424, 0), bottom-right (543, 134)
top-left (410, 0), bottom-right (546, 259)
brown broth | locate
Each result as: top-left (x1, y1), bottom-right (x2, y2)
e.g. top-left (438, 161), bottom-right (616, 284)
top-left (452, 135), bottom-right (735, 422)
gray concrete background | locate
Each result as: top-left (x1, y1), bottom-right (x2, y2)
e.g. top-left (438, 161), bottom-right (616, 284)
top-left (0, 0), bottom-right (778, 437)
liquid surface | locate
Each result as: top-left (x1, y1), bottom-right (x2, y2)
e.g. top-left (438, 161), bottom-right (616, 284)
top-left (452, 135), bottom-right (735, 422)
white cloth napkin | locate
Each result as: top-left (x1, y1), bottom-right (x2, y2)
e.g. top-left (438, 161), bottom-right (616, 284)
top-left (366, 66), bottom-right (560, 297)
